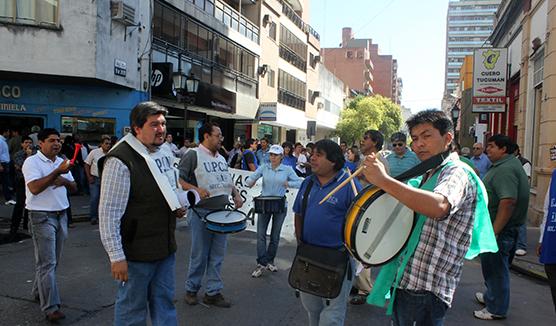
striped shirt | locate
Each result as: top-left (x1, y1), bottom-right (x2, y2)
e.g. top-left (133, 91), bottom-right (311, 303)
top-left (399, 155), bottom-right (478, 306)
top-left (386, 149), bottom-right (421, 177)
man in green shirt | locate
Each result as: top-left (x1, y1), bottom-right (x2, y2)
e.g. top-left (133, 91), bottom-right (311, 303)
top-left (474, 134), bottom-right (529, 320)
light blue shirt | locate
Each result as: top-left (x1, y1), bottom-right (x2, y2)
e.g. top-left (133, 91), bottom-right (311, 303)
top-left (386, 149), bottom-right (421, 177)
top-left (471, 153), bottom-right (491, 179)
top-left (0, 136), bottom-right (10, 163)
top-left (246, 163), bottom-right (302, 197)
top-left (256, 148), bottom-right (270, 166)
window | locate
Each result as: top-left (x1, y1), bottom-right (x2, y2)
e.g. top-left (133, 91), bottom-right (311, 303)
top-left (356, 51), bottom-right (364, 59)
top-left (278, 69), bottom-right (306, 110)
top-left (346, 51), bottom-right (354, 59)
top-left (267, 69), bottom-right (275, 87)
top-left (0, 0), bottom-right (59, 26)
top-left (61, 117), bottom-right (116, 144)
top-left (279, 25), bottom-right (307, 71)
top-left (268, 22), bottom-right (277, 41)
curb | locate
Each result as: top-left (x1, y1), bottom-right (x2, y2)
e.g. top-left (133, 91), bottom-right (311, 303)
top-left (510, 258), bottom-right (548, 283)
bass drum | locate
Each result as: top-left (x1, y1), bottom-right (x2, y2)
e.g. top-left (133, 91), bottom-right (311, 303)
top-left (204, 210), bottom-right (247, 234)
top-left (344, 186), bottom-right (414, 266)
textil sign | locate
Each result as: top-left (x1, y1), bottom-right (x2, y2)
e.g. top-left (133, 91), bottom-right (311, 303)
top-left (472, 48), bottom-right (508, 113)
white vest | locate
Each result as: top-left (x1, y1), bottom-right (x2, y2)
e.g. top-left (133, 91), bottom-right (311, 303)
top-left (194, 148), bottom-right (233, 198)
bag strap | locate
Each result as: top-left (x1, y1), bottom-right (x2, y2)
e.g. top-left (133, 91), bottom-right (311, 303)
top-left (300, 179), bottom-right (314, 242)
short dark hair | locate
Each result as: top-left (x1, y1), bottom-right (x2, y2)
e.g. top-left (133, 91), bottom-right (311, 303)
top-left (245, 138), bottom-right (256, 148)
top-left (487, 134), bottom-right (515, 154)
top-left (364, 130), bottom-right (384, 151)
top-left (282, 141), bottom-right (294, 157)
top-left (38, 128), bottom-right (60, 141)
top-left (340, 141), bottom-right (347, 146)
top-left (406, 109), bottom-right (453, 136)
top-left (198, 121), bottom-right (219, 143)
top-left (21, 136), bottom-right (32, 143)
top-left (129, 101), bottom-right (168, 136)
top-left (390, 132), bottom-right (407, 143)
top-left (314, 139), bottom-right (345, 172)
top-left (294, 142), bottom-right (303, 148)
top-left (306, 142), bottom-right (315, 150)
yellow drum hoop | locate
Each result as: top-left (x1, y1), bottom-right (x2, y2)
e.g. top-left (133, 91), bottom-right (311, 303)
top-left (344, 186), bottom-right (382, 249)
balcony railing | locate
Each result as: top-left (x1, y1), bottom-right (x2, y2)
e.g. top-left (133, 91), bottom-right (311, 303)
top-left (280, 0), bottom-right (320, 41)
top-left (278, 88), bottom-right (306, 111)
top-left (279, 45), bottom-right (307, 72)
top-left (187, 0), bottom-right (259, 44)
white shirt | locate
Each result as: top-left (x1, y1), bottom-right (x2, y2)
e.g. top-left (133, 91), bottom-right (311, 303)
top-left (162, 141), bottom-right (179, 157)
top-left (295, 153), bottom-right (307, 174)
top-left (84, 148), bottom-right (107, 177)
top-left (23, 151), bottom-right (74, 211)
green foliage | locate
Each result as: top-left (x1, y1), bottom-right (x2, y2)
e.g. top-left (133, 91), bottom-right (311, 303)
top-left (334, 95), bottom-right (402, 145)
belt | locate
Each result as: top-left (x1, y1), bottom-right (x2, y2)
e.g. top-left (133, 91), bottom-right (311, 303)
top-left (30, 209), bottom-right (66, 217)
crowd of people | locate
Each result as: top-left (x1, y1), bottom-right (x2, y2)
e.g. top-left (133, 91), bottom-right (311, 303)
top-left (3, 102), bottom-right (556, 325)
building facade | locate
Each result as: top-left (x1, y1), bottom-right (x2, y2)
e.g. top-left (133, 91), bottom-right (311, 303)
top-left (443, 0), bottom-right (501, 104)
top-left (0, 0), bottom-right (150, 142)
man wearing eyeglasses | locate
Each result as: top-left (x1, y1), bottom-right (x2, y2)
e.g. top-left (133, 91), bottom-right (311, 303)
top-left (386, 132), bottom-right (421, 178)
top-left (471, 142), bottom-right (491, 179)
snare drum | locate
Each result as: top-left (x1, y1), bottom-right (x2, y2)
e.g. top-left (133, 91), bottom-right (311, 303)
top-left (344, 186), bottom-right (414, 266)
top-left (253, 196), bottom-right (286, 214)
top-left (204, 210), bottom-right (247, 234)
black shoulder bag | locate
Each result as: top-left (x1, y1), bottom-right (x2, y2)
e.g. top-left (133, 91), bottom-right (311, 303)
top-left (288, 180), bottom-right (351, 299)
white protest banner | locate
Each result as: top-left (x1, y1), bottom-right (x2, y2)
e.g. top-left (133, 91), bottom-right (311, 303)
top-left (230, 168), bottom-right (300, 242)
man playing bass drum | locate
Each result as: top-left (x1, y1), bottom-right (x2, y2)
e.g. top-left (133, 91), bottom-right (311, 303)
top-left (362, 110), bottom-right (490, 326)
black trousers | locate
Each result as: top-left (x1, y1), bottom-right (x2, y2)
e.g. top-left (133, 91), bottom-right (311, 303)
top-left (9, 177), bottom-right (28, 234)
top-left (545, 264), bottom-right (556, 313)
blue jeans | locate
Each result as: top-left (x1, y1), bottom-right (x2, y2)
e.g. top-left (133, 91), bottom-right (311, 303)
top-left (516, 224), bottom-right (527, 250)
top-left (480, 228), bottom-right (518, 316)
top-left (89, 177), bottom-right (100, 221)
top-left (299, 259), bottom-right (354, 326)
top-left (185, 208), bottom-right (228, 295)
top-left (392, 289), bottom-right (448, 326)
top-left (114, 253), bottom-right (177, 326)
top-left (29, 210), bottom-right (67, 314)
top-left (256, 211), bottom-right (287, 266)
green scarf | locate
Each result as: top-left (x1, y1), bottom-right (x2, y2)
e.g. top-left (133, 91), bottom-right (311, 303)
top-left (367, 159), bottom-right (498, 315)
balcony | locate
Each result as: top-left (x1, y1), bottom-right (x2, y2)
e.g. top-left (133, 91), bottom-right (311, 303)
top-left (280, 0), bottom-right (320, 41)
top-left (365, 58), bottom-right (374, 70)
top-left (187, 0), bottom-right (260, 44)
top-left (364, 70), bottom-right (373, 82)
top-left (279, 45), bottom-right (307, 72)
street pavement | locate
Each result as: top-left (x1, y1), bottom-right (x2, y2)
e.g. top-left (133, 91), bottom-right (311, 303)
top-left (0, 195), bottom-right (555, 325)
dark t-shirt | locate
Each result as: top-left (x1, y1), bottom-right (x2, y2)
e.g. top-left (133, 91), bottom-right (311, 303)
top-left (243, 151), bottom-right (256, 169)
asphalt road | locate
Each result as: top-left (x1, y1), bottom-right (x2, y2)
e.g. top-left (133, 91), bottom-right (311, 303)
top-left (0, 222), bottom-right (554, 326)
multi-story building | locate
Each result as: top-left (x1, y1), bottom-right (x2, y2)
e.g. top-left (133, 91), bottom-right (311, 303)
top-left (443, 0), bottom-right (501, 101)
top-left (151, 0), bottom-right (261, 146)
top-left (0, 0), bottom-right (151, 141)
top-left (321, 27), bottom-right (401, 103)
top-left (315, 65), bottom-right (348, 141)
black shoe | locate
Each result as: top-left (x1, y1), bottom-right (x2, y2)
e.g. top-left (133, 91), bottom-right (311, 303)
top-left (45, 310), bottom-right (65, 322)
top-left (184, 291), bottom-right (198, 305)
top-left (203, 293), bottom-right (231, 308)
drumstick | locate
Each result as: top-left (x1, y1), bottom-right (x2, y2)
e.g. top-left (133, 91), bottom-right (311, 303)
top-left (319, 165), bottom-right (364, 205)
top-left (347, 169), bottom-right (358, 196)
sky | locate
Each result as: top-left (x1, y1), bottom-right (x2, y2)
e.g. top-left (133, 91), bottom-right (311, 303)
top-left (310, 0), bottom-right (449, 113)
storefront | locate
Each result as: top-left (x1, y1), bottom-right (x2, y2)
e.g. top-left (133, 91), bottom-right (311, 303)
top-left (0, 79), bottom-right (147, 144)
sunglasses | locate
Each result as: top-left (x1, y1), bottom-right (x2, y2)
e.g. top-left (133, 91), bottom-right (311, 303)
top-left (392, 143), bottom-right (404, 147)
top-left (473, 147), bottom-right (481, 150)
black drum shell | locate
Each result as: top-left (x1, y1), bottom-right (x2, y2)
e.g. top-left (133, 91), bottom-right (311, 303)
top-left (253, 196), bottom-right (286, 214)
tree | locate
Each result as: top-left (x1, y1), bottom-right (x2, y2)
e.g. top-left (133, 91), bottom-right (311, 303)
top-left (334, 95), bottom-right (402, 146)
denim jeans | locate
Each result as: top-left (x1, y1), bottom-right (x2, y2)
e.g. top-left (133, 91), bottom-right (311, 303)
top-left (256, 211), bottom-right (287, 266)
top-left (480, 228), bottom-right (518, 316)
top-left (28, 210), bottom-right (68, 314)
top-left (392, 289), bottom-right (448, 326)
top-left (299, 259), bottom-right (354, 326)
top-left (114, 253), bottom-right (177, 326)
top-left (89, 177), bottom-right (100, 221)
top-left (185, 208), bottom-right (228, 295)
top-left (516, 224), bottom-right (527, 250)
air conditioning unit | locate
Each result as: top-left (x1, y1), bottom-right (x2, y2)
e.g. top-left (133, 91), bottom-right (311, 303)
top-left (111, 1), bottom-right (136, 26)
top-left (263, 14), bottom-right (273, 27)
top-left (312, 91), bottom-right (321, 98)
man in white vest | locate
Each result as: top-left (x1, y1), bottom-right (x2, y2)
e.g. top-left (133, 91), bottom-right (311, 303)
top-left (178, 122), bottom-right (243, 308)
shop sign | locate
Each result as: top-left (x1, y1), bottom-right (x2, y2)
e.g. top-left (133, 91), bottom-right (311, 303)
top-left (194, 82), bottom-right (235, 114)
top-left (258, 103), bottom-right (277, 121)
top-left (151, 63), bottom-right (174, 98)
top-left (472, 48), bottom-right (508, 113)
top-left (0, 103), bottom-right (26, 112)
top-left (550, 145), bottom-right (556, 161)
top-left (1, 85), bottom-right (21, 98)
top-left (114, 59), bottom-right (127, 77)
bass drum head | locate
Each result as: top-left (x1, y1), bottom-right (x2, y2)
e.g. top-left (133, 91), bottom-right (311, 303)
top-left (353, 191), bottom-right (414, 266)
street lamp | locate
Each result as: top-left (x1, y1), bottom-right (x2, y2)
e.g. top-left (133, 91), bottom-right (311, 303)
top-left (173, 72), bottom-right (199, 142)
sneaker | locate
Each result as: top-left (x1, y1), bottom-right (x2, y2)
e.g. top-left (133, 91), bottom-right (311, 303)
top-left (5, 200), bottom-right (16, 205)
top-left (45, 310), bottom-right (66, 322)
top-left (473, 308), bottom-right (505, 320)
top-left (515, 249), bottom-right (527, 256)
top-left (203, 293), bottom-right (231, 308)
top-left (350, 293), bottom-right (367, 305)
top-left (184, 291), bottom-right (198, 305)
top-left (251, 264), bottom-right (266, 278)
top-left (475, 292), bottom-right (485, 305)
top-left (266, 263), bottom-right (278, 272)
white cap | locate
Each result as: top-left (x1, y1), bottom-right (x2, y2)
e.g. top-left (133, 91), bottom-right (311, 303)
top-left (269, 144), bottom-right (284, 155)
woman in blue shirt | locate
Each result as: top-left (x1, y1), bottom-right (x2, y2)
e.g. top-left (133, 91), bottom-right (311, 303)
top-left (344, 147), bottom-right (360, 173)
top-left (281, 141), bottom-right (297, 170)
top-left (245, 144), bottom-right (302, 278)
